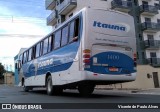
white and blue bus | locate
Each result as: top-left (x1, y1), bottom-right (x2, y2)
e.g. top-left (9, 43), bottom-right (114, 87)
top-left (16, 7), bottom-right (137, 96)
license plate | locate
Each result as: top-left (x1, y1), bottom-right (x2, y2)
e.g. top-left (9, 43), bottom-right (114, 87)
top-left (109, 67), bottom-right (118, 72)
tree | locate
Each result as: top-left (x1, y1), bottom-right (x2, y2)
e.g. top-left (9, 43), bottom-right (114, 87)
top-left (0, 63), bottom-right (5, 78)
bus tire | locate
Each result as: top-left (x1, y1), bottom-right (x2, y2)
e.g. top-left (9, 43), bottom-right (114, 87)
top-left (46, 76), bottom-right (54, 95)
top-left (46, 76), bottom-right (63, 96)
top-left (22, 79), bottom-right (29, 92)
top-left (78, 84), bottom-right (95, 96)
top-left (23, 85), bottom-right (29, 92)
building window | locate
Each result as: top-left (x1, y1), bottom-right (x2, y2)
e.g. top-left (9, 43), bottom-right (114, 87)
top-left (142, 52), bottom-right (145, 59)
top-left (60, 0), bottom-right (64, 4)
top-left (147, 35), bottom-right (154, 40)
top-left (145, 17), bottom-right (151, 22)
top-left (142, 1), bottom-right (148, 5)
top-left (139, 34), bottom-right (143, 41)
top-left (157, 19), bottom-right (160, 24)
top-left (150, 52), bottom-right (157, 58)
top-left (155, 3), bottom-right (160, 10)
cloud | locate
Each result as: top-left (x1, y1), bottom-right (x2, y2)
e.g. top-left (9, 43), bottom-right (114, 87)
top-left (0, 1), bottom-right (52, 69)
top-left (0, 22), bottom-right (50, 36)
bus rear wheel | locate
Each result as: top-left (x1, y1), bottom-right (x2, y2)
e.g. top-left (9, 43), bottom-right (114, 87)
top-left (46, 76), bottom-right (63, 96)
top-left (23, 85), bottom-right (29, 92)
top-left (78, 83), bottom-right (95, 96)
top-left (22, 79), bottom-right (29, 92)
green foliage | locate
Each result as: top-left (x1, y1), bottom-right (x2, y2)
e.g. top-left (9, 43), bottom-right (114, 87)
top-left (0, 63), bottom-right (5, 77)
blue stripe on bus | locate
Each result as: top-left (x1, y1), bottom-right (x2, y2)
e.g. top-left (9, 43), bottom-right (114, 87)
top-left (85, 52), bottom-right (136, 75)
top-left (23, 41), bottom-right (79, 78)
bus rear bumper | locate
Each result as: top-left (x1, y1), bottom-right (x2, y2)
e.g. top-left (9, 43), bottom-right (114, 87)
top-left (81, 71), bottom-right (136, 82)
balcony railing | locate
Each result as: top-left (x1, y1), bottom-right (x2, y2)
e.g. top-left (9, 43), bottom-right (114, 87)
top-left (139, 5), bottom-right (158, 16)
top-left (47, 10), bottom-right (57, 26)
top-left (141, 22), bottom-right (160, 32)
top-left (57, 0), bottom-right (77, 15)
top-left (144, 40), bottom-right (160, 49)
top-left (147, 58), bottom-right (160, 67)
top-left (111, 0), bottom-right (132, 12)
top-left (45, 0), bottom-right (56, 10)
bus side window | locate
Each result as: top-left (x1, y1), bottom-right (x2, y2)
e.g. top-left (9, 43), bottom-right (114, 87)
top-left (40, 41), bottom-right (43, 56)
top-left (69, 21), bottom-right (75, 42)
top-left (61, 25), bottom-right (69, 46)
top-left (52, 34), bottom-right (55, 50)
top-left (43, 38), bottom-right (49, 55)
top-left (69, 18), bottom-right (79, 42)
top-left (35, 43), bottom-right (41, 58)
top-left (75, 18), bottom-right (80, 38)
top-left (22, 52), bottom-right (27, 64)
top-left (48, 36), bottom-right (52, 52)
top-left (32, 46), bottom-right (36, 59)
top-left (54, 30), bottom-right (61, 49)
top-left (19, 54), bottom-right (22, 64)
top-left (28, 48), bottom-right (32, 61)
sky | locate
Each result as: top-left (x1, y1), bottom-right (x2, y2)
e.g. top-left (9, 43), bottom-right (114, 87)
top-left (0, 0), bottom-right (52, 71)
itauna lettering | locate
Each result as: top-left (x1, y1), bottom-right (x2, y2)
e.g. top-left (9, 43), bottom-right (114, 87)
top-left (93, 21), bottom-right (126, 31)
top-left (38, 59), bottom-right (53, 68)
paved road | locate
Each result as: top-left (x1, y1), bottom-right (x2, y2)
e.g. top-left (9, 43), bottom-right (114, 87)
top-left (1, 85), bottom-right (160, 112)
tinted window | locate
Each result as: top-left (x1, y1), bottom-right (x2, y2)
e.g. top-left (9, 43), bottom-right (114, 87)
top-left (61, 25), bottom-right (69, 46)
top-left (69, 21), bottom-right (75, 42)
top-left (48, 36), bottom-right (52, 52)
top-left (23, 52), bottom-right (27, 64)
top-left (43, 38), bottom-right (48, 54)
top-left (145, 18), bottom-right (151, 22)
top-left (36, 43), bottom-right (41, 58)
top-left (33, 46), bottom-right (36, 59)
top-left (54, 30), bottom-right (61, 49)
top-left (69, 18), bottom-right (79, 42)
top-left (75, 18), bottom-right (80, 37)
top-left (52, 35), bottom-right (55, 50)
top-left (28, 48), bottom-right (32, 61)
top-left (19, 54), bottom-right (23, 64)
top-left (150, 52), bottom-right (157, 58)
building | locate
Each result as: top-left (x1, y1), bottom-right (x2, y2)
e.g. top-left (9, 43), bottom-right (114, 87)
top-left (45, 0), bottom-right (160, 89)
top-left (4, 72), bottom-right (14, 85)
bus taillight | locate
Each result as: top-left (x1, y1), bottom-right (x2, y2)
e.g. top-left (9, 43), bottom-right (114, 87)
top-left (83, 59), bottom-right (90, 63)
top-left (83, 54), bottom-right (91, 58)
top-left (83, 49), bottom-right (91, 53)
top-left (83, 49), bottom-right (91, 68)
top-left (133, 53), bottom-right (137, 67)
